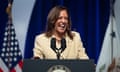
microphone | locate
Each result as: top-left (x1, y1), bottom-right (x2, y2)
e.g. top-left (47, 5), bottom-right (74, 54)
top-left (50, 38), bottom-right (56, 51)
top-left (60, 38), bottom-right (66, 53)
top-left (50, 38), bottom-right (66, 60)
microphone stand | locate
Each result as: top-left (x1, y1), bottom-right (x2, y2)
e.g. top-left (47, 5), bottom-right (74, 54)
top-left (56, 49), bottom-right (60, 60)
top-left (55, 48), bottom-right (62, 60)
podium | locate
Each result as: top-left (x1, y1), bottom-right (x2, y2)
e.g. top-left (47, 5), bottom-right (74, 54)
top-left (23, 59), bottom-right (95, 72)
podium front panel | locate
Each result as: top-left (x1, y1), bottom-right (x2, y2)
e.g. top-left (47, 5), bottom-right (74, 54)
top-left (23, 59), bottom-right (95, 72)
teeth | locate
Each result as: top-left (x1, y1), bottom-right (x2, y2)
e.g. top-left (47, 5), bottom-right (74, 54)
top-left (59, 23), bottom-right (65, 28)
top-left (61, 24), bottom-right (65, 28)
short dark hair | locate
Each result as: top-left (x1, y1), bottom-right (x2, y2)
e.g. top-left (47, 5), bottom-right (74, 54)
top-left (45, 5), bottom-right (73, 40)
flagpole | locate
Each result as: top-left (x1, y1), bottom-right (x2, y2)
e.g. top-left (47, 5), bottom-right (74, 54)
top-left (6, 0), bottom-right (13, 71)
top-left (110, 0), bottom-right (115, 67)
top-left (6, 0), bottom-right (13, 21)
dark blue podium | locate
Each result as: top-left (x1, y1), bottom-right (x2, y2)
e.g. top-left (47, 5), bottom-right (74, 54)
top-left (23, 59), bottom-right (95, 72)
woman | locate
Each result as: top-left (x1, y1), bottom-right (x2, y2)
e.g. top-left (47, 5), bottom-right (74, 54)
top-left (33, 5), bottom-right (89, 59)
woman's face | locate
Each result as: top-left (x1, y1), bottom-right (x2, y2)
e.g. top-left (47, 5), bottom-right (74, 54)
top-left (54, 10), bottom-right (68, 34)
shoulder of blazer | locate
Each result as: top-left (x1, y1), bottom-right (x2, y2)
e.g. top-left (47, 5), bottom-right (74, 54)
top-left (35, 33), bottom-right (48, 41)
top-left (71, 31), bottom-right (80, 38)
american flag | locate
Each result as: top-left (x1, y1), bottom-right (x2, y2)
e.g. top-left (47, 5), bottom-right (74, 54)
top-left (0, 9), bottom-right (23, 72)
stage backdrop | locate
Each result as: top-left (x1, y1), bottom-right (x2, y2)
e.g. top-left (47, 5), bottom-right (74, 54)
top-left (0, 0), bottom-right (110, 64)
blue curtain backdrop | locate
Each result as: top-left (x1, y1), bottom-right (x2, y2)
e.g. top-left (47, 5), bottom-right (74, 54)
top-left (24, 0), bottom-right (110, 63)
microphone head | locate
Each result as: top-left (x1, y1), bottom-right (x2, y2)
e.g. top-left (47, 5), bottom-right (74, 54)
top-left (50, 38), bottom-right (56, 51)
top-left (61, 38), bottom-right (66, 52)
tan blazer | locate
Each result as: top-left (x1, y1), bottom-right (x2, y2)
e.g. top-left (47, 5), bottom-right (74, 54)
top-left (33, 31), bottom-right (89, 59)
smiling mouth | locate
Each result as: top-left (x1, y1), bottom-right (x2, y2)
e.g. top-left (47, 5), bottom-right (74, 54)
top-left (58, 23), bottom-right (66, 29)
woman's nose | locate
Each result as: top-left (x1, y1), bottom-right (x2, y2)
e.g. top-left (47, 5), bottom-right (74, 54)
top-left (61, 18), bottom-right (66, 23)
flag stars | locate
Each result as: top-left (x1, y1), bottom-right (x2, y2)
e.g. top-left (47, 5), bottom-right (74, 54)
top-left (7, 48), bottom-right (10, 52)
top-left (9, 58), bottom-right (12, 62)
top-left (5, 58), bottom-right (8, 62)
top-left (3, 42), bottom-right (6, 47)
top-left (14, 58), bottom-right (17, 62)
top-left (2, 48), bottom-right (5, 52)
top-left (18, 52), bottom-right (21, 56)
top-left (11, 42), bottom-right (14, 46)
top-left (14, 52), bottom-right (17, 56)
top-left (11, 31), bottom-right (15, 35)
top-left (10, 52), bottom-right (13, 56)
top-left (14, 47), bottom-right (18, 51)
top-left (11, 26), bottom-right (14, 29)
top-left (4, 32), bottom-right (8, 36)
top-left (10, 47), bottom-right (13, 51)
top-left (15, 41), bottom-right (18, 45)
top-left (1, 53), bottom-right (5, 57)
top-left (4, 37), bottom-right (7, 41)
top-left (11, 36), bottom-right (14, 40)
top-left (6, 53), bottom-right (9, 57)
top-left (9, 63), bottom-right (12, 68)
